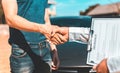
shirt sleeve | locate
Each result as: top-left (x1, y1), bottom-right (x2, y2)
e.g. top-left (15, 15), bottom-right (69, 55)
top-left (69, 27), bottom-right (90, 44)
top-left (107, 56), bottom-right (120, 73)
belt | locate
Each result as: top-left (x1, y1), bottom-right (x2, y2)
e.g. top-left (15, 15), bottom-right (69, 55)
top-left (27, 41), bottom-right (48, 49)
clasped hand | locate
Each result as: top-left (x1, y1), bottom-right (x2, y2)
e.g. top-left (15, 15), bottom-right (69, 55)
top-left (45, 25), bottom-right (69, 45)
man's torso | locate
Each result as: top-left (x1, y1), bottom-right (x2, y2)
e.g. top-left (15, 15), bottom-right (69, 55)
top-left (9, 0), bottom-right (48, 44)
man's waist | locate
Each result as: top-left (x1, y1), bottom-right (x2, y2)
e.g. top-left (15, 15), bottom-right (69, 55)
top-left (27, 40), bottom-right (48, 49)
top-left (11, 40), bottom-right (49, 49)
top-left (21, 31), bottom-right (46, 42)
top-left (9, 30), bottom-right (47, 44)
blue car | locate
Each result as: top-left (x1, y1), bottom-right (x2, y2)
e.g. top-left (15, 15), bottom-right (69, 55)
top-left (50, 16), bottom-right (93, 73)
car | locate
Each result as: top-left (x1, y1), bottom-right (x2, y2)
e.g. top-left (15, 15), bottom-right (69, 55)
top-left (50, 16), bottom-right (93, 73)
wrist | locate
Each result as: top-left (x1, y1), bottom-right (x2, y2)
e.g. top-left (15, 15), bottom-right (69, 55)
top-left (38, 25), bottom-right (51, 35)
top-left (61, 27), bottom-right (69, 41)
top-left (66, 28), bottom-right (69, 41)
top-left (64, 27), bottom-right (69, 41)
top-left (38, 25), bottom-right (46, 34)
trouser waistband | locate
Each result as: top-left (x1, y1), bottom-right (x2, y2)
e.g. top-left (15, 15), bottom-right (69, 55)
top-left (27, 40), bottom-right (49, 49)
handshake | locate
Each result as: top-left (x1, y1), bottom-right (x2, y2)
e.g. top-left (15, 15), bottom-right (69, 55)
top-left (43, 25), bottom-right (90, 45)
top-left (43, 25), bottom-right (69, 45)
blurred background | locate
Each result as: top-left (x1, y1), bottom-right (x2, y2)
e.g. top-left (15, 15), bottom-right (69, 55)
top-left (0, 0), bottom-right (120, 73)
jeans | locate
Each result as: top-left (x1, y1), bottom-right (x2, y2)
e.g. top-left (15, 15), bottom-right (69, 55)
top-left (10, 41), bottom-right (52, 73)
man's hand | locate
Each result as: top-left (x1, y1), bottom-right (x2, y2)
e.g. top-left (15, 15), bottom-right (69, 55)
top-left (43, 25), bottom-right (67, 45)
top-left (50, 26), bottom-right (69, 45)
top-left (42, 24), bottom-right (53, 40)
top-left (93, 59), bottom-right (109, 73)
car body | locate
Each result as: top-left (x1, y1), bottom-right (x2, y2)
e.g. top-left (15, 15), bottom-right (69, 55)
top-left (50, 16), bottom-right (93, 73)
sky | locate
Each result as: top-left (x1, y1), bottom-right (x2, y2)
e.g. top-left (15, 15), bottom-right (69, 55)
top-left (55, 0), bottom-right (120, 16)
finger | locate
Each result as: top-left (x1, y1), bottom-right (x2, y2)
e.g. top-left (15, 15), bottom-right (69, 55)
top-left (51, 34), bottom-right (64, 44)
top-left (93, 65), bottom-right (98, 70)
top-left (50, 38), bottom-right (59, 45)
top-left (51, 33), bottom-right (68, 45)
top-left (51, 30), bottom-right (56, 37)
top-left (58, 34), bottom-right (68, 43)
top-left (54, 35), bottom-right (63, 44)
top-left (53, 33), bottom-right (67, 44)
top-left (52, 39), bottom-right (62, 45)
top-left (52, 64), bottom-right (56, 68)
top-left (51, 62), bottom-right (56, 69)
top-left (51, 66), bottom-right (57, 70)
top-left (51, 63), bottom-right (57, 70)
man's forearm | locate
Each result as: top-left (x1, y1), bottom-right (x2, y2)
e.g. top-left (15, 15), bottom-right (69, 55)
top-left (2, 0), bottom-right (49, 35)
top-left (7, 15), bottom-right (46, 33)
